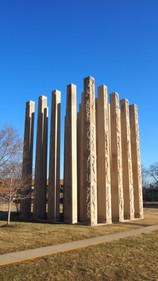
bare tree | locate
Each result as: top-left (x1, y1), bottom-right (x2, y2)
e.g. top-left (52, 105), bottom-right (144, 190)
top-left (141, 164), bottom-right (150, 188)
top-left (148, 162), bottom-right (158, 187)
top-left (0, 124), bottom-right (32, 225)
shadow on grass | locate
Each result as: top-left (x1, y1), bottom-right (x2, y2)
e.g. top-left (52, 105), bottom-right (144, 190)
top-left (0, 211), bottom-right (20, 221)
top-left (0, 204), bottom-right (157, 227)
top-left (118, 221), bottom-right (151, 227)
top-left (0, 224), bottom-right (17, 228)
top-left (0, 211), bottom-right (64, 225)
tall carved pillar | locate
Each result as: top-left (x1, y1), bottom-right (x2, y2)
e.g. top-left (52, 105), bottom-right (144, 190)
top-left (120, 99), bottom-right (134, 220)
top-left (110, 93), bottom-right (124, 222)
top-left (96, 85), bottom-right (112, 224)
top-left (78, 94), bottom-right (85, 222)
top-left (33, 96), bottom-right (48, 220)
top-left (77, 107), bottom-right (81, 221)
top-left (20, 101), bottom-right (35, 218)
top-left (83, 76), bottom-right (98, 225)
top-left (48, 90), bottom-right (61, 222)
top-left (63, 115), bottom-right (68, 220)
top-left (129, 104), bottom-right (143, 219)
top-left (64, 84), bottom-right (78, 224)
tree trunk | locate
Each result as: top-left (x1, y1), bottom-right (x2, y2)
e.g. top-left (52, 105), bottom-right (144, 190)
top-left (7, 201), bottom-right (11, 225)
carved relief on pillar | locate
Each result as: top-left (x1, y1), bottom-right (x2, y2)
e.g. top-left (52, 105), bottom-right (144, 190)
top-left (110, 92), bottom-right (124, 222)
top-left (130, 105), bottom-right (143, 219)
top-left (120, 99), bottom-right (134, 220)
top-left (83, 76), bottom-right (97, 225)
top-left (96, 85), bottom-right (111, 224)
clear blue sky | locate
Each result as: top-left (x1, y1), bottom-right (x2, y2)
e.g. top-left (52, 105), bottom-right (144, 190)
top-left (0, 0), bottom-right (158, 175)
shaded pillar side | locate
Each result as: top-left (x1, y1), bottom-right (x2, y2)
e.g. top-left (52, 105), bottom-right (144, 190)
top-left (48, 90), bottom-right (61, 222)
top-left (20, 101), bottom-right (35, 218)
top-left (33, 96), bottom-right (48, 220)
top-left (64, 84), bottom-right (78, 224)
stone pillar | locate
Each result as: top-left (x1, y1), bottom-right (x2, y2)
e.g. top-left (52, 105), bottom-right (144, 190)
top-left (83, 76), bottom-right (98, 225)
top-left (48, 90), bottom-right (61, 222)
top-left (96, 85), bottom-right (112, 224)
top-left (77, 108), bottom-right (81, 221)
top-left (120, 99), bottom-right (134, 220)
top-left (129, 104), bottom-right (143, 219)
top-left (78, 94), bottom-right (85, 222)
top-left (20, 101), bottom-right (35, 218)
top-left (33, 96), bottom-right (48, 220)
top-left (63, 115), bottom-right (67, 220)
top-left (64, 84), bottom-right (78, 224)
top-left (110, 92), bottom-right (124, 222)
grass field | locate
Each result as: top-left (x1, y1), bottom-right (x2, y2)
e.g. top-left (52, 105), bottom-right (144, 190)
top-left (0, 207), bottom-right (158, 255)
top-left (0, 206), bottom-right (158, 280)
top-left (0, 229), bottom-right (158, 280)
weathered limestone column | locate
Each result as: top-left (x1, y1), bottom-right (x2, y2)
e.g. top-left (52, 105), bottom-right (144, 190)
top-left (20, 101), bottom-right (35, 218)
top-left (120, 99), bottom-right (134, 220)
top-left (48, 90), bottom-right (61, 222)
top-left (110, 93), bottom-right (124, 222)
top-left (33, 96), bottom-right (48, 220)
top-left (83, 76), bottom-right (98, 225)
top-left (63, 115), bottom-right (68, 220)
top-left (96, 85), bottom-right (112, 224)
top-left (78, 94), bottom-right (86, 222)
top-left (129, 104), bottom-right (143, 219)
top-left (64, 84), bottom-right (78, 224)
top-left (77, 108), bottom-right (81, 220)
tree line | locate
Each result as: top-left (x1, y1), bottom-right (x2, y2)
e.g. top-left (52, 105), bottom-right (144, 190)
top-left (142, 163), bottom-right (158, 189)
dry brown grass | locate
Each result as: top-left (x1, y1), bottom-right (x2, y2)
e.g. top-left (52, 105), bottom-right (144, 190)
top-left (0, 230), bottom-right (158, 280)
top-left (0, 207), bottom-right (158, 255)
top-left (0, 207), bottom-right (158, 280)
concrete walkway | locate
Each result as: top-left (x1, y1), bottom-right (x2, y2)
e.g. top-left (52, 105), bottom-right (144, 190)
top-left (0, 224), bottom-right (158, 266)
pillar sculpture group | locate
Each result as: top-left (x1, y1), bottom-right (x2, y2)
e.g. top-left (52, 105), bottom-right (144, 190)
top-left (21, 76), bottom-right (143, 225)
